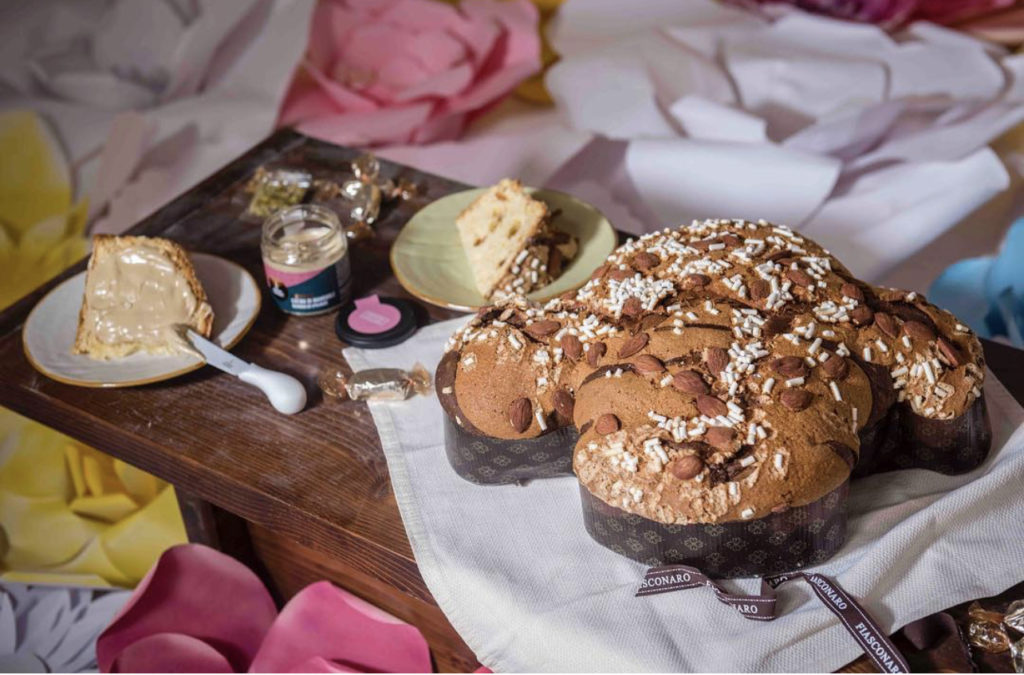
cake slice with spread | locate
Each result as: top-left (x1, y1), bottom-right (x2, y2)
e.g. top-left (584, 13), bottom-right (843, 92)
top-left (456, 179), bottom-right (577, 301)
top-left (73, 235), bottom-right (214, 359)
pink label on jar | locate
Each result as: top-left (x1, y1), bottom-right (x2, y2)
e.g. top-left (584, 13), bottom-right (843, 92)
top-left (264, 264), bottom-right (323, 287)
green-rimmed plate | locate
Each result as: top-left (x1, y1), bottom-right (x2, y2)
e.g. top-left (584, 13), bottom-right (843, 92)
top-left (391, 187), bottom-right (616, 311)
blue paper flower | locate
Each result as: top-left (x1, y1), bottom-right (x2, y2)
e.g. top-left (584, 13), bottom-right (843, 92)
top-left (930, 218), bottom-right (1024, 347)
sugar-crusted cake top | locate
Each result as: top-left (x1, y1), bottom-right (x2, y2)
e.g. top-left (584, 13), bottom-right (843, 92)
top-left (436, 219), bottom-right (985, 524)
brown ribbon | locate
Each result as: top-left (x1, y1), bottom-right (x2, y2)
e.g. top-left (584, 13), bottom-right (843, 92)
top-left (636, 564), bottom-right (910, 674)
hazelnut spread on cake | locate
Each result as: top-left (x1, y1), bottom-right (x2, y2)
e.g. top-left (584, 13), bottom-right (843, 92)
top-left (456, 179), bottom-right (578, 301)
top-left (437, 219), bottom-right (990, 572)
top-left (74, 235), bottom-right (214, 359)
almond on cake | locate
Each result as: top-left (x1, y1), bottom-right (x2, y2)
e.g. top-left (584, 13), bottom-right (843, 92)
top-left (73, 235), bottom-right (214, 359)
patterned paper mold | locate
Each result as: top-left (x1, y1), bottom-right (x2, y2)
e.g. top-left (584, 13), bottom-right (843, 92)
top-left (858, 395), bottom-right (992, 476)
top-left (437, 346), bottom-right (577, 484)
top-left (436, 219), bottom-right (992, 576)
top-left (580, 480), bottom-right (849, 578)
top-left (442, 415), bottom-right (577, 485)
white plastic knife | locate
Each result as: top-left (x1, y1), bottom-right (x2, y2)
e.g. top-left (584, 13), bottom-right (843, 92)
top-left (184, 329), bottom-right (307, 415)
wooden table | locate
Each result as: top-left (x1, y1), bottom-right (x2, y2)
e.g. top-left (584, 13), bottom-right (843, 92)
top-left (1, 130), bottom-right (1021, 673)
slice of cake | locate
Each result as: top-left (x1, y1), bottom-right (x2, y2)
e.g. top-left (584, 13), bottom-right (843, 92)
top-left (73, 235), bottom-right (214, 359)
top-left (456, 179), bottom-right (576, 301)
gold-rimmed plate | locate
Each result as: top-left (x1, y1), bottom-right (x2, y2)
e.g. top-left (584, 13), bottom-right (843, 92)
top-left (391, 187), bottom-right (616, 311)
top-left (23, 253), bottom-right (261, 387)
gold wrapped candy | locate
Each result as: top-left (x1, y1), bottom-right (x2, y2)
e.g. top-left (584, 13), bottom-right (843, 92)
top-left (319, 363), bottom-right (431, 401)
top-left (1007, 600), bottom-right (1024, 635)
top-left (969, 601), bottom-right (1007, 625)
top-left (967, 601), bottom-right (1014, 654)
top-left (969, 619), bottom-right (1011, 653)
top-left (243, 155), bottom-right (418, 240)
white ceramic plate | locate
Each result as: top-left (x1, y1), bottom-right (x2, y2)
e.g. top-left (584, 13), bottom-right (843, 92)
top-left (23, 253), bottom-right (261, 387)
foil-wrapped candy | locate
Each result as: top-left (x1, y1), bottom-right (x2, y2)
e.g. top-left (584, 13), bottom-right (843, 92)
top-left (1008, 600), bottom-right (1024, 673)
top-left (1011, 635), bottom-right (1024, 673)
top-left (352, 153), bottom-right (380, 182)
top-left (244, 167), bottom-right (311, 219)
top-left (319, 363), bottom-right (431, 401)
top-left (342, 178), bottom-right (381, 226)
top-left (342, 153), bottom-right (383, 228)
top-left (306, 153), bottom-right (417, 242)
top-left (968, 601), bottom-right (1006, 625)
top-left (968, 618), bottom-right (1011, 653)
top-left (1006, 600), bottom-right (1024, 635)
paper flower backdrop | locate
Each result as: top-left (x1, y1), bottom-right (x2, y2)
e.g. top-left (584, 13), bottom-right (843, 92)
top-left (742, 0), bottom-right (1015, 28)
top-left (0, 411), bottom-right (187, 588)
top-left (97, 544), bottom-right (432, 673)
top-left (0, 111), bottom-right (89, 311)
top-left (0, 584), bottom-right (131, 672)
top-left (0, 0), bottom-right (309, 590)
top-left (1, 0), bottom-right (313, 248)
top-left (279, 0), bottom-right (542, 145)
top-left (540, 0), bottom-right (1024, 282)
top-left (513, 0), bottom-right (565, 104)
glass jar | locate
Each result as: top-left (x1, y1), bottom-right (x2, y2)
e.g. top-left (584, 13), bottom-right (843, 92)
top-left (261, 204), bottom-right (352, 316)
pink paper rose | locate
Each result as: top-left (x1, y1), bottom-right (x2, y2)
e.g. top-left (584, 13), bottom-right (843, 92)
top-left (279, 0), bottom-right (542, 146)
top-left (97, 544), bottom-right (432, 673)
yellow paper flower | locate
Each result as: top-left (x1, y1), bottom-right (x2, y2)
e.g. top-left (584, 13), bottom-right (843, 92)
top-left (0, 109), bottom-right (187, 587)
top-left (0, 110), bottom-right (89, 310)
top-left (0, 410), bottom-right (187, 587)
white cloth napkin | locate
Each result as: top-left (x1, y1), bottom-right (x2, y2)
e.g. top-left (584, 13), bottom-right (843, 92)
top-left (345, 318), bottom-right (1024, 672)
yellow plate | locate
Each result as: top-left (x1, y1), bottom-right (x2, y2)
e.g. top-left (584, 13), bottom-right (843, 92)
top-left (23, 253), bottom-right (261, 388)
top-left (391, 187), bottom-right (617, 311)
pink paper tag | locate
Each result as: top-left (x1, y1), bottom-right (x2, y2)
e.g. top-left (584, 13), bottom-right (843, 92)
top-left (348, 295), bottom-right (401, 334)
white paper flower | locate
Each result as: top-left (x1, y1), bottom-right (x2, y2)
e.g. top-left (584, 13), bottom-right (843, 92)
top-left (541, 1), bottom-right (1024, 281)
top-left (0, 0), bottom-right (314, 240)
top-left (23, 0), bottom-right (256, 110)
top-left (0, 584), bottom-right (131, 673)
